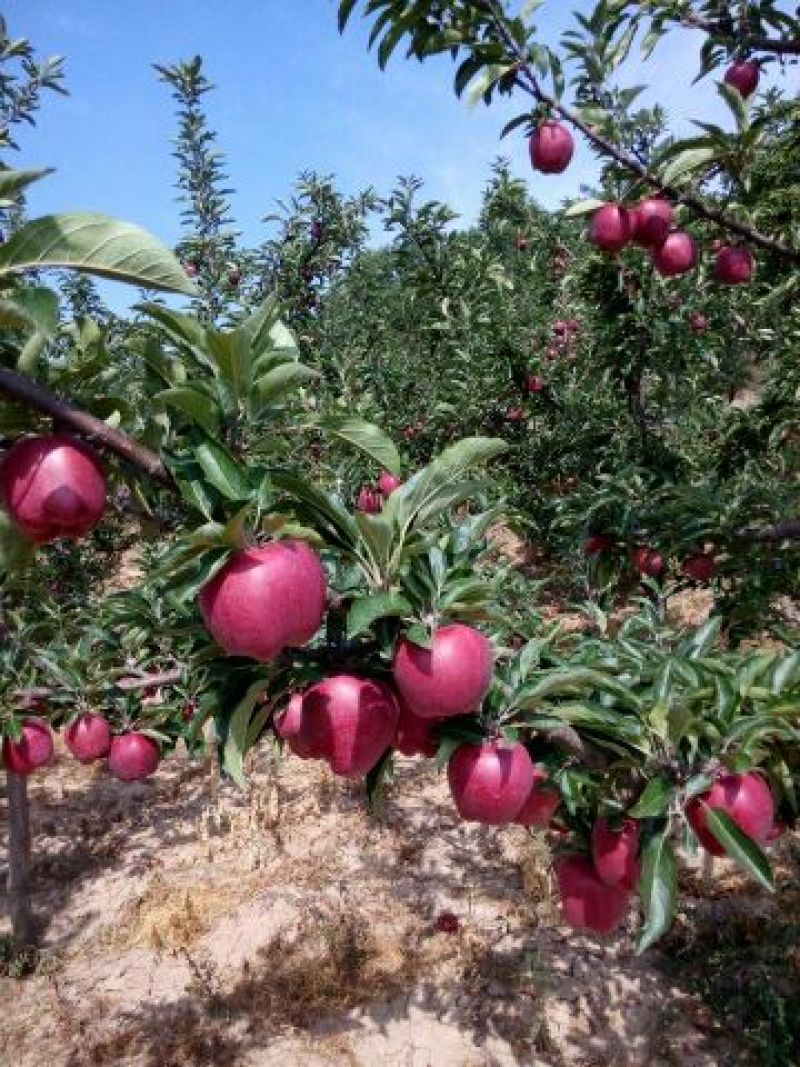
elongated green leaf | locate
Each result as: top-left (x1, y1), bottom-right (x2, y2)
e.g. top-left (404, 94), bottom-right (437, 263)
top-left (365, 748), bottom-right (394, 816)
top-left (636, 829), bottom-right (677, 953)
top-left (704, 807), bottom-right (774, 891)
top-left (0, 214), bottom-right (198, 294)
top-left (661, 147), bottom-right (718, 185)
top-left (222, 680), bottom-right (267, 787)
top-left (563, 197), bottom-right (606, 218)
top-left (347, 592), bottom-right (412, 639)
top-left (630, 775), bottom-right (673, 818)
top-left (156, 386), bottom-right (221, 435)
top-left (319, 417), bottom-right (402, 475)
top-left (0, 167), bottom-right (54, 201)
top-left (254, 361), bottom-right (318, 403)
top-left (271, 469), bottom-right (359, 552)
top-left (195, 438), bottom-right (252, 501)
top-left (0, 285), bottom-right (59, 339)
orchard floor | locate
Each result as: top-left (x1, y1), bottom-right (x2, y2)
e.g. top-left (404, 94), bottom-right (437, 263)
top-left (2, 745), bottom-right (799, 1067)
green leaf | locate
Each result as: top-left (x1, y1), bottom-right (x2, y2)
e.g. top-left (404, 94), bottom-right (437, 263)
top-left (318, 417), bottom-right (402, 475)
top-left (194, 437), bottom-right (252, 501)
top-left (0, 285), bottom-right (59, 339)
top-left (156, 386), bottom-right (221, 435)
top-left (365, 748), bottom-right (394, 816)
top-left (222, 681), bottom-right (266, 787)
top-left (0, 167), bottom-right (54, 201)
top-left (630, 775), bottom-right (673, 818)
top-left (347, 592), bottom-right (412, 639)
top-left (254, 361), bottom-right (318, 403)
top-left (703, 807), bottom-right (774, 891)
top-left (563, 197), bottom-right (606, 218)
top-left (661, 147), bottom-right (719, 185)
top-left (636, 829), bottom-right (677, 953)
top-left (0, 213), bottom-right (198, 295)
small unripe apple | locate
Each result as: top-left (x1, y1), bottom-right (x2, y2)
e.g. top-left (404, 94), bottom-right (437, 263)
top-left (686, 771), bottom-right (774, 856)
top-left (2, 718), bottom-right (54, 775)
top-left (632, 546), bottom-right (664, 578)
top-left (724, 60), bottom-right (759, 99)
top-left (448, 739), bottom-right (534, 824)
top-left (393, 623), bottom-right (493, 719)
top-left (378, 471), bottom-right (402, 498)
top-left (1, 435), bottom-right (106, 544)
top-left (64, 713), bottom-right (112, 763)
top-left (714, 245), bottom-right (754, 285)
top-left (514, 765), bottom-right (561, 827)
top-left (529, 121), bottom-right (574, 174)
top-left (591, 817), bottom-right (641, 890)
top-left (682, 553), bottom-right (715, 582)
top-left (651, 231), bottom-right (697, 277)
top-left (632, 198), bottom-right (673, 249)
top-left (588, 204), bottom-right (633, 254)
top-left (108, 733), bottom-right (160, 782)
top-left (555, 854), bottom-right (631, 935)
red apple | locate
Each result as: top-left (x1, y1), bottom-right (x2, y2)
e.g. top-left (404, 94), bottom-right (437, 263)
top-left (529, 121), bottom-right (574, 174)
top-left (185, 261), bottom-right (198, 277)
top-left (651, 231), bottom-right (697, 277)
top-left (198, 540), bottom-right (327, 662)
top-left (2, 718), bottom-right (54, 775)
top-left (591, 817), bottom-right (641, 890)
top-left (584, 534), bottom-right (613, 556)
top-left (1, 435), bottom-right (106, 544)
top-left (689, 312), bottom-right (709, 333)
top-left (588, 204), bottom-right (633, 254)
top-left (300, 675), bottom-right (399, 777)
top-left (632, 546), bottom-right (664, 578)
top-left (554, 854), bottom-right (631, 935)
top-left (274, 692), bottom-right (326, 759)
top-left (546, 344), bottom-right (559, 360)
top-left (724, 60), bottom-right (759, 99)
top-left (515, 236), bottom-right (529, 251)
top-left (107, 733), bottom-right (160, 782)
top-left (505, 408), bottom-right (525, 422)
top-left (682, 553), bottom-right (715, 582)
top-left (686, 771), bottom-right (774, 856)
top-left (393, 623), bottom-right (493, 719)
top-left (394, 697), bottom-right (438, 758)
top-left (526, 374), bottom-right (545, 394)
top-left (357, 487), bottom-right (382, 513)
top-left (714, 245), bottom-right (754, 285)
top-left (632, 198), bottom-right (673, 248)
top-left (514, 765), bottom-right (561, 827)
top-left (64, 713), bottom-right (111, 763)
top-left (448, 739), bottom-right (534, 825)
top-left (567, 318), bottom-right (580, 334)
top-left (378, 471), bottom-right (402, 498)
top-left (553, 321), bottom-right (568, 336)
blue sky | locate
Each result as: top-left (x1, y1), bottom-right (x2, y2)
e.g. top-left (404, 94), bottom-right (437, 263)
top-left (7, 1), bottom-right (798, 275)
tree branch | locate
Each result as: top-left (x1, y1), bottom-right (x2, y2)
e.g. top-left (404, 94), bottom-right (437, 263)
top-left (0, 365), bottom-right (175, 489)
top-left (737, 519), bottom-right (800, 543)
top-left (681, 15), bottom-right (800, 55)
top-left (481, 1), bottom-right (800, 263)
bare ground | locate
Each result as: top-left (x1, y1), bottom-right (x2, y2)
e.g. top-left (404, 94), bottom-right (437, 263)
top-left (2, 742), bottom-right (797, 1067)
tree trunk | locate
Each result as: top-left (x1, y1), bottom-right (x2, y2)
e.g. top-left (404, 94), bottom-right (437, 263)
top-left (6, 771), bottom-right (36, 945)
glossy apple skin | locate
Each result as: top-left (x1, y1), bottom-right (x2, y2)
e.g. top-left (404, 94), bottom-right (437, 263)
top-left (274, 692), bottom-right (326, 759)
top-left (632, 198), bottom-right (673, 248)
top-left (300, 675), bottom-right (399, 777)
top-left (107, 733), bottom-right (160, 782)
top-left (632, 546), bottom-right (664, 578)
top-left (2, 718), bottom-right (54, 775)
top-left (1, 435), bottom-right (106, 544)
top-left (393, 624), bottom-right (494, 720)
top-left (588, 205), bottom-right (633, 254)
top-left (714, 245), bottom-right (754, 285)
top-left (651, 231), bottom-right (697, 277)
top-left (378, 472), bottom-right (402, 497)
top-left (591, 817), bottom-right (641, 890)
top-left (64, 713), bottom-right (112, 763)
top-left (682, 554), bottom-right (715, 582)
top-left (555, 854), bottom-right (631, 935)
top-left (198, 541), bottom-right (326, 662)
top-left (394, 698), bottom-right (438, 758)
top-left (447, 740), bottom-right (534, 825)
top-left (514, 765), bottom-right (561, 827)
top-left (724, 61), bottom-right (759, 99)
top-left (529, 121), bottom-right (574, 174)
top-left (686, 772), bottom-right (774, 856)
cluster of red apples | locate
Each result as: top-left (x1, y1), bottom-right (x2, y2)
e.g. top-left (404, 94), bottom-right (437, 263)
top-left (585, 534), bottom-right (715, 584)
top-left (528, 60), bottom-right (761, 286)
top-left (356, 470), bottom-right (402, 514)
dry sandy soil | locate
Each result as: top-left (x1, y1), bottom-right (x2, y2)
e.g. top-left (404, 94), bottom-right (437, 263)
top-left (2, 740), bottom-right (798, 1067)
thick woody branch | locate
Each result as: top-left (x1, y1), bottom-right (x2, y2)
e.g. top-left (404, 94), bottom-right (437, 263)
top-left (681, 15), bottom-right (800, 55)
top-left (0, 365), bottom-right (175, 489)
top-left (738, 519), bottom-right (800, 543)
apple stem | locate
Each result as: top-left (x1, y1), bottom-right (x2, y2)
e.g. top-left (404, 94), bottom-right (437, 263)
top-left (6, 771), bottom-right (36, 946)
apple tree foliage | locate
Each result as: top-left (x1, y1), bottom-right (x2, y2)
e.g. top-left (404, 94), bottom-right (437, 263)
top-left (0, 4), bottom-right (798, 950)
